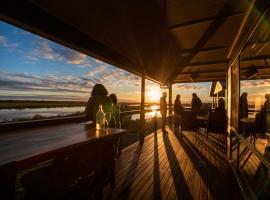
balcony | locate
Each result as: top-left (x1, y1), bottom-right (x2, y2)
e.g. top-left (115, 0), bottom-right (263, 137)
top-left (1, 0), bottom-right (270, 199)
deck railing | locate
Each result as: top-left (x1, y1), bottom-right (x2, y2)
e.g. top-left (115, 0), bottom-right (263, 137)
top-left (120, 109), bottom-right (162, 148)
top-left (0, 109), bottom-right (162, 149)
top-left (230, 127), bottom-right (270, 199)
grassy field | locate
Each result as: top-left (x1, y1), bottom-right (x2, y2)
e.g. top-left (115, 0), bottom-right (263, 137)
top-left (0, 100), bottom-right (87, 109)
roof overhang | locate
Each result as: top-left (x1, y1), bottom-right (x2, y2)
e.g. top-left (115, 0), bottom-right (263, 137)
top-left (1, 0), bottom-right (270, 84)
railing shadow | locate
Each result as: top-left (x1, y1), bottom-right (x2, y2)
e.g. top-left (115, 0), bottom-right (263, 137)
top-left (193, 134), bottom-right (227, 165)
top-left (205, 133), bottom-right (227, 151)
top-left (175, 132), bottom-right (241, 199)
top-left (252, 146), bottom-right (270, 199)
top-left (118, 139), bottom-right (144, 199)
top-left (153, 132), bottom-right (161, 199)
top-left (162, 133), bottom-right (193, 199)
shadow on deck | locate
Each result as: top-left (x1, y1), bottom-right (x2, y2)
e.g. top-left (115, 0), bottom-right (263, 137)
top-left (106, 127), bottom-right (243, 200)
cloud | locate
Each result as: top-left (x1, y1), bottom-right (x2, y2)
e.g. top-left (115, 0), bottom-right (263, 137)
top-left (175, 84), bottom-right (205, 91)
top-left (32, 39), bottom-right (62, 61)
top-left (53, 46), bottom-right (90, 66)
top-left (0, 64), bottom-right (141, 101)
top-left (241, 79), bottom-right (270, 88)
top-left (0, 35), bottom-right (7, 45)
top-left (0, 94), bottom-right (86, 101)
top-left (26, 38), bottom-right (92, 67)
top-left (93, 59), bottom-right (104, 64)
top-left (0, 72), bottom-right (92, 97)
top-left (84, 65), bottom-right (140, 87)
top-left (0, 35), bottom-right (19, 50)
top-left (85, 65), bottom-right (108, 78)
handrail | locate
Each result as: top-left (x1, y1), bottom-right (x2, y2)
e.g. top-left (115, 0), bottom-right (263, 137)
top-left (230, 126), bottom-right (270, 170)
top-left (120, 109), bottom-right (153, 117)
top-left (0, 109), bottom-right (157, 132)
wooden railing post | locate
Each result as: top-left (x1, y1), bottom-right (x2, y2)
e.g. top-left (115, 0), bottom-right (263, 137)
top-left (140, 74), bottom-right (145, 141)
top-left (168, 83), bottom-right (172, 126)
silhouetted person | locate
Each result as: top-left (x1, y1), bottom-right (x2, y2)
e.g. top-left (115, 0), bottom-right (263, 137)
top-left (109, 94), bottom-right (121, 128)
top-left (85, 84), bottom-right (112, 123)
top-left (174, 95), bottom-right (183, 132)
top-left (239, 92), bottom-right (248, 135)
top-left (160, 92), bottom-right (167, 133)
top-left (239, 92), bottom-right (248, 119)
top-left (215, 98), bottom-right (225, 111)
top-left (191, 93), bottom-right (202, 113)
top-left (256, 94), bottom-right (270, 134)
top-left (109, 94), bottom-right (122, 157)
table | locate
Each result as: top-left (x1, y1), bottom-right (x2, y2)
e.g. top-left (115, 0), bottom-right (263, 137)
top-left (0, 122), bottom-right (127, 199)
top-left (240, 117), bottom-right (256, 146)
top-left (0, 122), bottom-right (127, 169)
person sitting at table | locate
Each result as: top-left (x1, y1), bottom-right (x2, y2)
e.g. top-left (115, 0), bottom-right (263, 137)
top-left (109, 94), bottom-right (121, 128)
top-left (85, 84), bottom-right (112, 123)
top-left (191, 93), bottom-right (202, 113)
top-left (215, 98), bottom-right (225, 111)
top-left (174, 94), bottom-right (183, 133)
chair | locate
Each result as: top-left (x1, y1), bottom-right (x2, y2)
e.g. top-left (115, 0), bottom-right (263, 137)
top-left (22, 139), bottom-right (115, 200)
top-left (195, 110), bottom-right (209, 139)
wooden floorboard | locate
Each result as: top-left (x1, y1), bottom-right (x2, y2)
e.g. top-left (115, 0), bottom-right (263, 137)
top-left (106, 127), bottom-right (243, 200)
top-left (235, 137), bottom-right (270, 197)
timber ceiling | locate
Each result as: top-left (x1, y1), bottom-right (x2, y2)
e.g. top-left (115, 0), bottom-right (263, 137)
top-left (240, 11), bottom-right (270, 80)
top-left (1, 0), bottom-right (269, 84)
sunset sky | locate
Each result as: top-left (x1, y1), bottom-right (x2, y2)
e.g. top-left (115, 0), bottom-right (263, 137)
top-left (0, 21), bottom-right (269, 105)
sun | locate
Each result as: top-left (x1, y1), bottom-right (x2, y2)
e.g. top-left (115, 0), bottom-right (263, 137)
top-left (148, 89), bottom-right (161, 102)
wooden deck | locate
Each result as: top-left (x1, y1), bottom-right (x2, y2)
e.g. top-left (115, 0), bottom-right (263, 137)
top-left (105, 128), bottom-right (243, 200)
top-left (235, 137), bottom-right (270, 198)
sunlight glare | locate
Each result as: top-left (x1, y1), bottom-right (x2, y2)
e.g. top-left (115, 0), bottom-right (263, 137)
top-left (148, 89), bottom-right (161, 102)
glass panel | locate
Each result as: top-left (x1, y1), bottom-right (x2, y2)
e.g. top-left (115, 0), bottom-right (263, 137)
top-left (236, 10), bottom-right (270, 198)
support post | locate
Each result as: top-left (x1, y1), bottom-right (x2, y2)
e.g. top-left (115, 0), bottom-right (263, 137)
top-left (168, 83), bottom-right (172, 126)
top-left (140, 74), bottom-right (145, 141)
top-left (226, 57), bottom-right (240, 159)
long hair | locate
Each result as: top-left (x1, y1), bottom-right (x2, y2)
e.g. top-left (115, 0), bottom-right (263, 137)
top-left (91, 84), bottom-right (108, 96)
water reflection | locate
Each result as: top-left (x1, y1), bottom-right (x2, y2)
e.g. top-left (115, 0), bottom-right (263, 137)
top-left (0, 106), bottom-right (85, 122)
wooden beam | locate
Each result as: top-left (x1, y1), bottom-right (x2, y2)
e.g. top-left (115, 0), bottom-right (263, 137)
top-left (185, 60), bottom-right (227, 67)
top-left (174, 65), bottom-right (269, 76)
top-left (176, 69), bottom-right (227, 75)
top-left (242, 55), bottom-right (270, 61)
top-left (167, 1), bottom-right (236, 83)
top-left (168, 12), bottom-right (244, 30)
top-left (227, 0), bottom-right (270, 66)
top-left (168, 83), bottom-right (172, 126)
top-left (140, 74), bottom-right (145, 141)
top-left (173, 78), bottom-right (226, 83)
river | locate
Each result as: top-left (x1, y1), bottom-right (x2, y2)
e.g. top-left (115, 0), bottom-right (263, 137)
top-left (0, 106), bottom-right (160, 123)
top-left (0, 107), bottom-right (85, 123)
